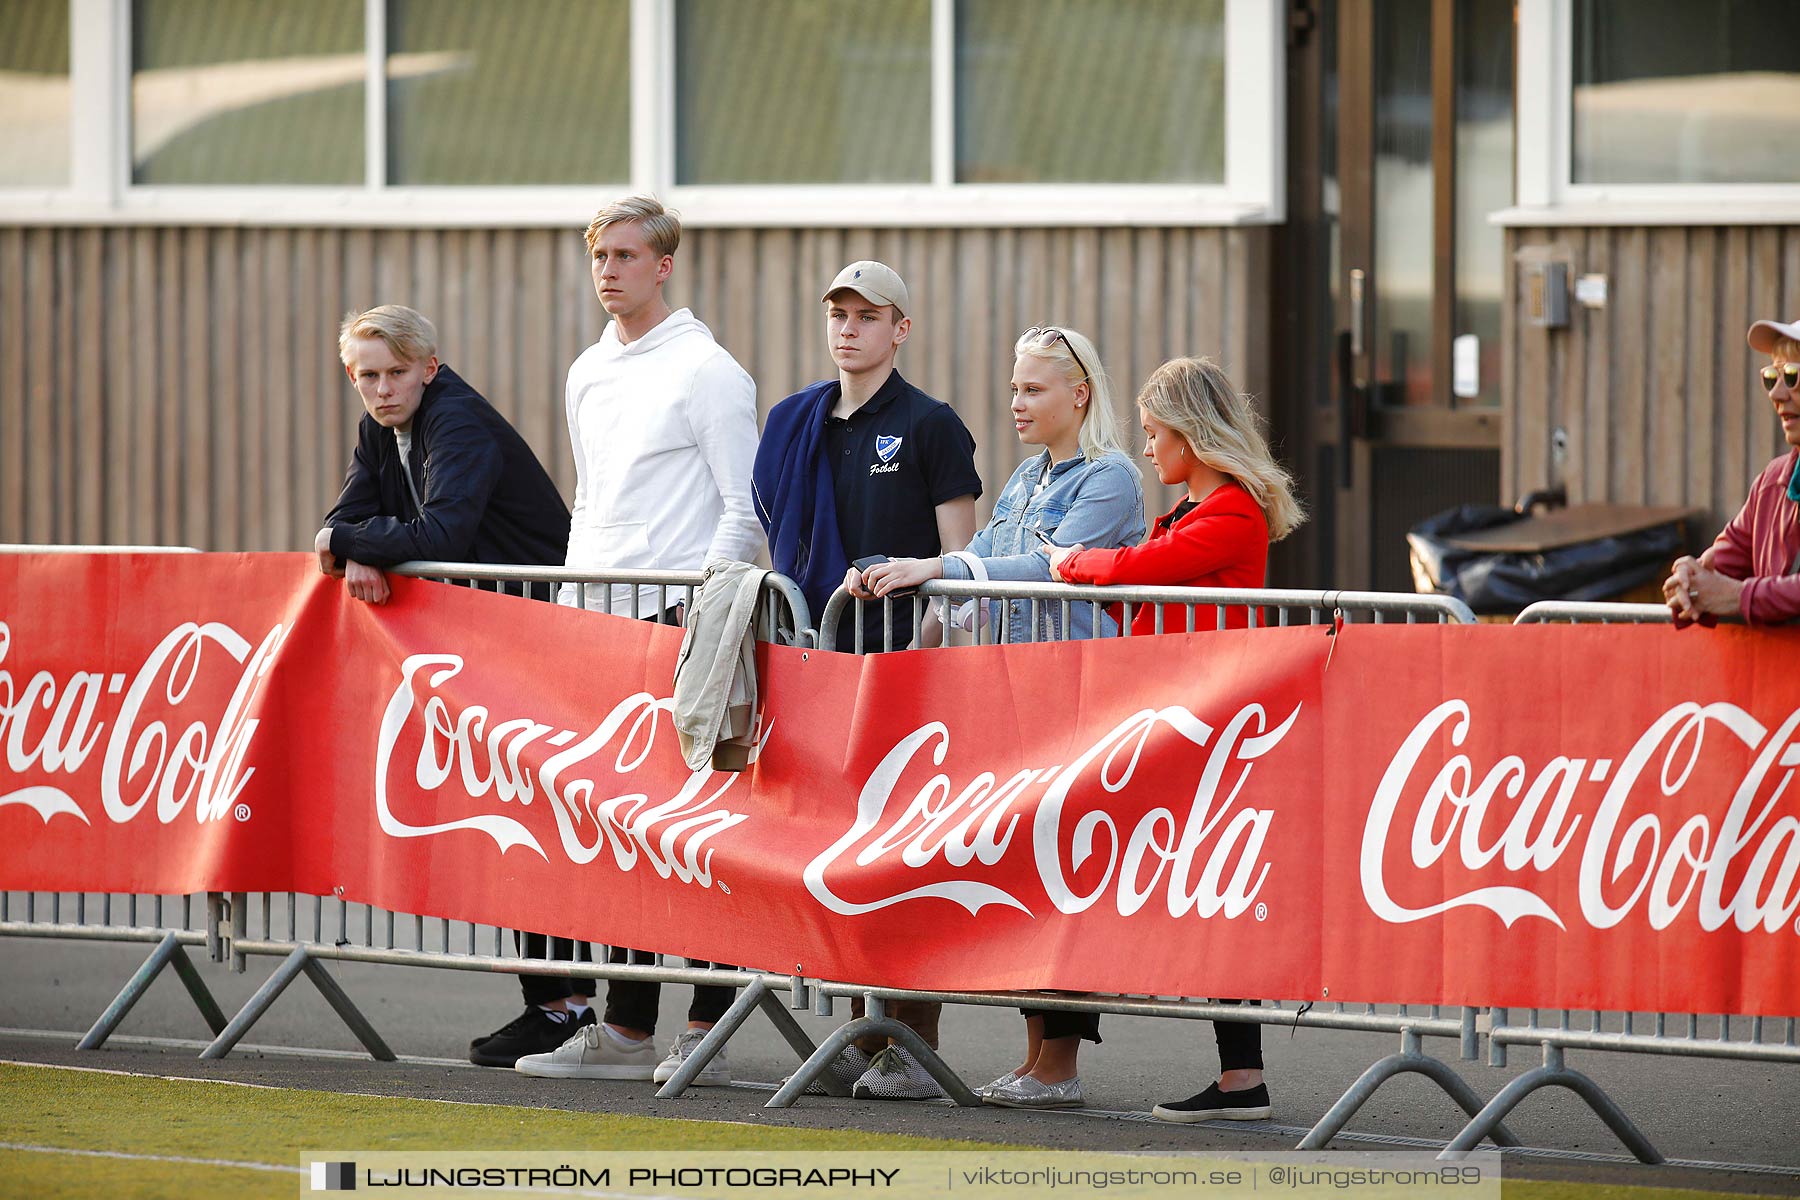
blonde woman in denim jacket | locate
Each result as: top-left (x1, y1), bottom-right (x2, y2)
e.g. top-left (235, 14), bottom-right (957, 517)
top-left (854, 326), bottom-right (1140, 1109)
top-left (856, 325), bottom-right (1143, 646)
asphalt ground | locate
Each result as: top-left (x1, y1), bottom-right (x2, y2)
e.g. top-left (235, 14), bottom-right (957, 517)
top-left (3, 939), bottom-right (1797, 1196)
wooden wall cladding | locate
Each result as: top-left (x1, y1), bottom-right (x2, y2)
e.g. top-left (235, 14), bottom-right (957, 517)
top-left (0, 224), bottom-right (1268, 551)
top-left (1504, 225), bottom-right (1800, 542)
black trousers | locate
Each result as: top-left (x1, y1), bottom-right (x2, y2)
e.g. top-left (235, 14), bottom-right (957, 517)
top-left (505, 577), bottom-right (604, 1005)
top-left (601, 948), bottom-right (737, 1036)
top-left (1214, 999), bottom-right (1263, 1071)
top-left (514, 932), bottom-right (597, 1005)
top-left (1021, 1006), bottom-right (1102, 1043)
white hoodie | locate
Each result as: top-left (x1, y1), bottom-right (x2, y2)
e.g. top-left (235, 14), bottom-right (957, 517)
top-left (558, 308), bottom-right (763, 614)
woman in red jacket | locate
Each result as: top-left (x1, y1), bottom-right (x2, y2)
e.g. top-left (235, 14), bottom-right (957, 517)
top-left (1050, 355), bottom-right (1303, 633)
top-left (1049, 355), bottom-right (1304, 1124)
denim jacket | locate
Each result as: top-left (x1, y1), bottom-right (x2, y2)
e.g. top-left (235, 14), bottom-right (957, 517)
top-left (940, 449), bottom-right (1144, 642)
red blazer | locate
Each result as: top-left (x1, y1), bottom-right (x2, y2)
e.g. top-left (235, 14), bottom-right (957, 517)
top-left (1058, 481), bottom-right (1269, 635)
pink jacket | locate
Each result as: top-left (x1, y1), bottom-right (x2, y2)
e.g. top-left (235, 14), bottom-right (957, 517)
top-left (1702, 450), bottom-right (1800, 626)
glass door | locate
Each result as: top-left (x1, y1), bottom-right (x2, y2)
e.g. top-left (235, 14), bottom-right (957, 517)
top-left (1324, 0), bottom-right (1513, 590)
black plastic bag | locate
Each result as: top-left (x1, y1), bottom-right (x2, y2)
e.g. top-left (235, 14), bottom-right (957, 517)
top-left (1407, 504), bottom-right (1686, 615)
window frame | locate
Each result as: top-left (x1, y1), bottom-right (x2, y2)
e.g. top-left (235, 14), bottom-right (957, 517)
top-left (2, 0), bottom-right (1285, 228)
top-left (1500, 0), bottom-right (1800, 227)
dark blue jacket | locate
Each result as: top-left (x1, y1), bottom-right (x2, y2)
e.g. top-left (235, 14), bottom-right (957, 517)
top-left (324, 365), bottom-right (570, 569)
top-left (752, 379), bottom-right (848, 621)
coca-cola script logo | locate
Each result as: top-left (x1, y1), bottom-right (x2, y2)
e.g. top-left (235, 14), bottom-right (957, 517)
top-left (375, 654), bottom-right (751, 888)
top-left (0, 618), bottom-right (282, 826)
top-left (804, 702), bottom-right (1301, 919)
top-left (1363, 700), bottom-right (1800, 935)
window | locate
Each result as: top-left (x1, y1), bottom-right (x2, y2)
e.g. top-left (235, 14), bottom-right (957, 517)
top-left (388, 0), bottom-right (630, 185)
top-left (1510, 0), bottom-right (1800, 224)
top-left (1572, 0), bottom-right (1798, 186)
top-left (132, 0), bottom-right (364, 185)
top-left (955, 0), bottom-right (1225, 185)
top-left (6, 0), bottom-right (1284, 227)
top-left (0, 0), bottom-right (71, 187)
top-left (676, 0), bottom-right (930, 184)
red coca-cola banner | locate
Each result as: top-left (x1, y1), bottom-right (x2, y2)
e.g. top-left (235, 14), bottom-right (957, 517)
top-left (2, 553), bottom-right (1797, 1015)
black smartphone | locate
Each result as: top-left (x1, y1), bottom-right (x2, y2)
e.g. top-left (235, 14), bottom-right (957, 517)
top-left (849, 554), bottom-right (916, 598)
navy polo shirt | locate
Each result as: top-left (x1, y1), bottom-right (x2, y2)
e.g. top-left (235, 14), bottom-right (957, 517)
top-left (824, 369), bottom-right (980, 560)
top-left (823, 368), bottom-right (981, 649)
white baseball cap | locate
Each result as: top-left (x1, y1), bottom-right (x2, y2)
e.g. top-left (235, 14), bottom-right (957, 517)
top-left (823, 260), bottom-right (910, 317)
top-left (1748, 317), bottom-right (1800, 353)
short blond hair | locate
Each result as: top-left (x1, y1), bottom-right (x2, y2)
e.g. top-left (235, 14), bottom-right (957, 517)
top-left (338, 304), bottom-right (437, 367)
top-left (1770, 336), bottom-right (1800, 361)
top-left (584, 194), bottom-right (681, 258)
top-left (1138, 357), bottom-right (1306, 542)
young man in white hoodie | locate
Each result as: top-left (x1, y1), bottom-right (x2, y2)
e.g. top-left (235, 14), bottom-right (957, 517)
top-left (553, 194), bottom-right (764, 616)
top-left (517, 195), bottom-right (761, 1088)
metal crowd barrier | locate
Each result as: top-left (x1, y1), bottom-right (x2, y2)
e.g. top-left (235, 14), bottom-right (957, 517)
top-left (12, 548), bottom-right (1796, 1166)
top-left (0, 544), bottom-right (202, 554)
top-left (819, 579), bottom-right (1476, 651)
top-left (1513, 600), bottom-right (1673, 624)
top-left (770, 580), bottom-right (1514, 1154)
top-left (389, 561), bottom-right (814, 648)
top-left (1487, 596), bottom-right (1795, 1163)
top-left (195, 563), bottom-right (817, 1065)
top-left (205, 890), bottom-right (828, 1074)
top-left (0, 890), bottom-right (230, 1049)
top-left (1, 546), bottom-right (229, 1050)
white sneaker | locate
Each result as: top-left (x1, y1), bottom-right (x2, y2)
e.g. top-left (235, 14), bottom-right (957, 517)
top-left (514, 1025), bottom-right (656, 1080)
top-left (782, 1045), bottom-right (873, 1096)
top-left (851, 1045), bottom-right (946, 1101)
top-left (652, 1027), bottom-right (731, 1086)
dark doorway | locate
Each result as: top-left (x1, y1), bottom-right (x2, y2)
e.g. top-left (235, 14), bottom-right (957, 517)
top-left (1273, 0), bottom-right (1513, 592)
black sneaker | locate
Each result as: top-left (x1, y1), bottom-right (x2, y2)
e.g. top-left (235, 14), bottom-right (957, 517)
top-left (469, 1007), bottom-right (595, 1068)
top-left (1151, 1082), bottom-right (1272, 1123)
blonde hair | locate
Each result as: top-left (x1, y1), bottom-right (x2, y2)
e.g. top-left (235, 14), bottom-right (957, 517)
top-left (1013, 326), bottom-right (1127, 461)
top-left (1771, 336), bottom-right (1800, 360)
top-left (1137, 357), bottom-right (1306, 542)
top-left (338, 304), bottom-right (437, 367)
top-left (584, 194), bottom-right (682, 258)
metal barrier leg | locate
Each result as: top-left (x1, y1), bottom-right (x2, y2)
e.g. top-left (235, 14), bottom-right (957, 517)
top-left (656, 978), bottom-right (822, 1098)
top-left (1298, 1031), bottom-right (1522, 1150)
top-left (767, 1019), bottom-right (866, 1106)
top-left (200, 948), bottom-right (395, 1062)
top-left (77, 932), bottom-right (227, 1050)
top-left (1440, 1045), bottom-right (1662, 1164)
top-left (300, 955), bottom-right (396, 1062)
top-left (764, 1015), bottom-right (978, 1109)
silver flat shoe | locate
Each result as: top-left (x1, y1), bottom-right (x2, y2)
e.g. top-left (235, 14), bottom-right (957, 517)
top-left (982, 1073), bottom-right (1086, 1109)
top-left (974, 1070), bottom-right (1020, 1099)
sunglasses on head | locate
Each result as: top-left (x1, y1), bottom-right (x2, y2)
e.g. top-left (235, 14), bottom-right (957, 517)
top-left (1761, 363), bottom-right (1800, 393)
top-left (1023, 325), bottom-right (1091, 384)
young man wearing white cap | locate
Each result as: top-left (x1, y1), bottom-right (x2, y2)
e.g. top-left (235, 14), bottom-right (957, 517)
top-left (753, 260), bottom-right (981, 655)
top-left (751, 262), bottom-right (981, 1100)
top-left (1664, 316), bottom-right (1800, 625)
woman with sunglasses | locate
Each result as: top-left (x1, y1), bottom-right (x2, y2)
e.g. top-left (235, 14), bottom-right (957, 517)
top-left (855, 325), bottom-right (1144, 646)
top-left (1663, 317), bottom-right (1800, 627)
top-left (1048, 356), bottom-right (1304, 1123)
top-left (857, 325), bottom-right (1142, 1108)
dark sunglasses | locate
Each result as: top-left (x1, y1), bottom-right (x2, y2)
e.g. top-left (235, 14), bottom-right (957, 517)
top-left (1023, 325), bottom-right (1091, 384)
top-left (1761, 363), bottom-right (1800, 393)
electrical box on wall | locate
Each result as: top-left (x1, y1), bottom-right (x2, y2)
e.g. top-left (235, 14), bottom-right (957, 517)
top-left (1527, 262), bottom-right (1570, 329)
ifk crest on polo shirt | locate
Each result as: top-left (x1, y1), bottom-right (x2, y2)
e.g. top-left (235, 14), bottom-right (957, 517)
top-left (875, 435), bottom-right (903, 463)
